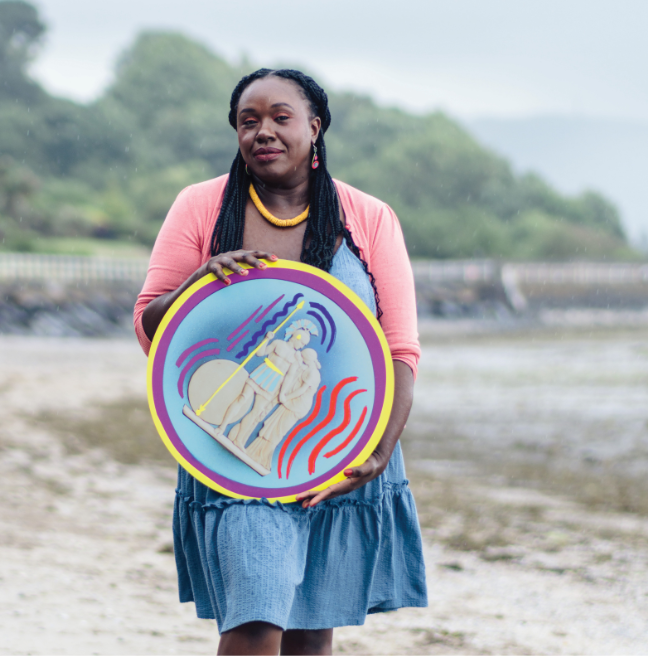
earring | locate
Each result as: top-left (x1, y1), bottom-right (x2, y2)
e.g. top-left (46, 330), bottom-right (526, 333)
top-left (245, 164), bottom-right (250, 175)
top-left (311, 145), bottom-right (319, 170)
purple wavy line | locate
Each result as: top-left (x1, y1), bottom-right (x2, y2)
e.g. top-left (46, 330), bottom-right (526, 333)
top-left (306, 310), bottom-right (327, 346)
top-left (236, 293), bottom-right (304, 359)
top-left (255, 295), bottom-right (284, 323)
top-left (227, 330), bottom-right (248, 352)
top-left (227, 306), bottom-right (261, 341)
top-left (177, 348), bottom-right (221, 397)
top-left (176, 338), bottom-right (219, 368)
top-left (310, 302), bottom-right (337, 352)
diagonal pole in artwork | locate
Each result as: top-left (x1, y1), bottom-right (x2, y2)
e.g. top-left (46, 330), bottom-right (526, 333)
top-left (196, 301), bottom-right (306, 416)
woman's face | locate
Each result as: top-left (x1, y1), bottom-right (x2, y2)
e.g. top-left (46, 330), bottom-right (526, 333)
top-left (236, 76), bottom-right (321, 187)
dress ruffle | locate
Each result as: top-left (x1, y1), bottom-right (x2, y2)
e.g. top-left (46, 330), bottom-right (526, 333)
top-left (172, 442), bottom-right (428, 631)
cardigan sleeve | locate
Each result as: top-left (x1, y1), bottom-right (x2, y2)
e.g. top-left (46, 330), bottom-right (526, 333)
top-left (367, 203), bottom-right (421, 379)
top-left (133, 185), bottom-right (205, 355)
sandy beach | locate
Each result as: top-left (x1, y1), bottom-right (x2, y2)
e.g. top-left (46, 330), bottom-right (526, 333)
top-left (1, 328), bottom-right (647, 655)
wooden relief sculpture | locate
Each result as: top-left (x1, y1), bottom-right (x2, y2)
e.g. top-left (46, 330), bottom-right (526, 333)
top-left (147, 260), bottom-right (394, 503)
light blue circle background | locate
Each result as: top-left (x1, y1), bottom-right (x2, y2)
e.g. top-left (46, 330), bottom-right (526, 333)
top-left (163, 278), bottom-right (376, 490)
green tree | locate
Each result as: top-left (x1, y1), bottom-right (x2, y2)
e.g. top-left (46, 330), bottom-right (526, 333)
top-left (0, 0), bottom-right (45, 103)
top-left (0, 6), bottom-right (636, 260)
top-left (106, 32), bottom-right (239, 123)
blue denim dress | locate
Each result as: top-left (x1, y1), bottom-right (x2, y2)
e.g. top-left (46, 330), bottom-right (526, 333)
top-left (173, 241), bottom-right (428, 632)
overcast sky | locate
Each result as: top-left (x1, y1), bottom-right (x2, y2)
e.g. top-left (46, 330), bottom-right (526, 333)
top-left (29, 0), bottom-right (648, 121)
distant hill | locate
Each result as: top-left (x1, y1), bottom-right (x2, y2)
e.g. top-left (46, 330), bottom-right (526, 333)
top-left (0, 2), bottom-right (640, 261)
top-left (468, 116), bottom-right (648, 250)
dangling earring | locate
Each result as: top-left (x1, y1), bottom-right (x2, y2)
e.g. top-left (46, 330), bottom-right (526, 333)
top-left (311, 144), bottom-right (319, 170)
top-left (245, 164), bottom-right (250, 175)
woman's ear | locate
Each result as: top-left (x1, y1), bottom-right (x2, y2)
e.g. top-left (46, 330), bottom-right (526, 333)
top-left (310, 116), bottom-right (321, 142)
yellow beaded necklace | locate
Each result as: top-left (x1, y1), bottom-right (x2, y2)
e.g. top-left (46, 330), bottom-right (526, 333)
top-left (249, 183), bottom-right (309, 228)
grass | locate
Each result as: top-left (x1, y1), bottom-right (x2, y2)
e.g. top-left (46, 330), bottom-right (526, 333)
top-left (33, 397), bottom-right (170, 465)
top-left (27, 237), bottom-right (151, 258)
top-left (497, 460), bottom-right (648, 516)
top-left (408, 474), bottom-right (520, 554)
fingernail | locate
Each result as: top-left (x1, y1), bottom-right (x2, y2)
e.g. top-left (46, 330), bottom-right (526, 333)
top-left (224, 278), bottom-right (231, 285)
top-left (240, 270), bottom-right (248, 275)
top-left (344, 469), bottom-right (353, 476)
top-left (270, 255), bottom-right (278, 260)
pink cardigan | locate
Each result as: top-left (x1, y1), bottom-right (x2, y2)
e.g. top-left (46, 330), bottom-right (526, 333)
top-left (133, 176), bottom-right (420, 377)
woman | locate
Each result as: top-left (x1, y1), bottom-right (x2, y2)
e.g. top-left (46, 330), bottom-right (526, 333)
top-left (134, 68), bottom-right (427, 656)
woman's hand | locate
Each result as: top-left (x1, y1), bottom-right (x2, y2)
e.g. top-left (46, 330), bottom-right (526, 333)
top-left (294, 360), bottom-right (414, 509)
top-left (204, 249), bottom-right (277, 285)
top-left (142, 249), bottom-right (277, 341)
top-left (295, 452), bottom-right (388, 508)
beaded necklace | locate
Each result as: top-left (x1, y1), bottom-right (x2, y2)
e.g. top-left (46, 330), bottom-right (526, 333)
top-left (249, 183), bottom-right (309, 228)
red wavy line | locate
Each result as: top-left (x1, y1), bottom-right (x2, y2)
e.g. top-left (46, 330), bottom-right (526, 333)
top-left (324, 406), bottom-right (368, 459)
top-left (285, 377), bottom-right (357, 479)
top-left (277, 386), bottom-right (326, 479)
top-left (307, 389), bottom-right (366, 474)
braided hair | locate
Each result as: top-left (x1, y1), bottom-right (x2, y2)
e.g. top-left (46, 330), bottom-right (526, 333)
top-left (210, 68), bottom-right (382, 320)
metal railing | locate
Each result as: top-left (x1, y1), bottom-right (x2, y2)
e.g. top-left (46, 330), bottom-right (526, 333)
top-left (509, 262), bottom-right (648, 285)
top-left (1, 253), bottom-right (647, 287)
top-left (0, 253), bottom-right (150, 282)
top-left (412, 259), bottom-right (648, 286)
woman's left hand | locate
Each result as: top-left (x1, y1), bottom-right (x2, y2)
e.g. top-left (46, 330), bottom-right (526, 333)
top-left (294, 361), bottom-right (414, 509)
top-left (295, 452), bottom-right (388, 508)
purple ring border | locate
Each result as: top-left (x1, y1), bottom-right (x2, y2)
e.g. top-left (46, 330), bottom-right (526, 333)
top-left (152, 267), bottom-right (387, 498)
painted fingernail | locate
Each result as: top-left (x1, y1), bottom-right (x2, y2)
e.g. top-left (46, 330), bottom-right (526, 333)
top-left (270, 255), bottom-right (278, 260)
top-left (240, 270), bottom-right (248, 275)
top-left (224, 278), bottom-right (231, 285)
top-left (344, 469), bottom-right (353, 476)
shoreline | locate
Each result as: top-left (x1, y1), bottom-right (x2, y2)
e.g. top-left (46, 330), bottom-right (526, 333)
top-left (0, 332), bottom-right (647, 654)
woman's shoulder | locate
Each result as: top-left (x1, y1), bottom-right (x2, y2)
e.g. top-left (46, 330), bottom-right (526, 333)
top-left (333, 179), bottom-right (400, 244)
top-left (157, 174), bottom-right (229, 255)
top-left (333, 179), bottom-right (390, 217)
top-left (178, 174), bottom-right (229, 210)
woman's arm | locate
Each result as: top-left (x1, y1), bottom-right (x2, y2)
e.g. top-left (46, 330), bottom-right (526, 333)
top-left (296, 191), bottom-right (419, 507)
top-left (295, 360), bottom-right (413, 508)
top-left (142, 250), bottom-right (277, 342)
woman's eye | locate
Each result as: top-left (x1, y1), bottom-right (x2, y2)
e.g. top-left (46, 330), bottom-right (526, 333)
top-left (275, 115), bottom-right (290, 122)
top-left (242, 119), bottom-right (258, 127)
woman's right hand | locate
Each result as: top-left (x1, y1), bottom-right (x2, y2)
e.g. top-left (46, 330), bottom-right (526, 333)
top-left (203, 250), bottom-right (278, 285)
top-left (142, 250), bottom-right (277, 341)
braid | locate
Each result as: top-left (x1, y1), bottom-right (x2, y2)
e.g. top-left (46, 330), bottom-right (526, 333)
top-left (210, 150), bottom-right (247, 255)
top-left (211, 68), bottom-right (382, 320)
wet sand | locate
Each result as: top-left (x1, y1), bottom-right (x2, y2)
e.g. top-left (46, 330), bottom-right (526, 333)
top-left (0, 330), bottom-right (647, 655)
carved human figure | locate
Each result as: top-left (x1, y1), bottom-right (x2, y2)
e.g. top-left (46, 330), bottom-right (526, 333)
top-left (246, 348), bottom-right (322, 471)
top-left (216, 320), bottom-right (318, 450)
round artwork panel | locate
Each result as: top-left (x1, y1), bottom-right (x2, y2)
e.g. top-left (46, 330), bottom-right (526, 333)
top-left (147, 260), bottom-right (394, 503)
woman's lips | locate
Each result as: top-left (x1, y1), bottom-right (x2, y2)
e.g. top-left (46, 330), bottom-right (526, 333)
top-left (253, 148), bottom-right (283, 162)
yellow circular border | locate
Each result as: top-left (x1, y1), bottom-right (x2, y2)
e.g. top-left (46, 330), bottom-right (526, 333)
top-left (147, 259), bottom-right (394, 503)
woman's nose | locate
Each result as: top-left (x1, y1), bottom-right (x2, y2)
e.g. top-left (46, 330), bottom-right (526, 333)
top-left (255, 118), bottom-right (276, 142)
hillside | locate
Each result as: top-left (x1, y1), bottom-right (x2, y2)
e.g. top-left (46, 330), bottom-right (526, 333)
top-left (468, 115), bottom-right (648, 248)
top-left (0, 2), bottom-right (638, 260)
